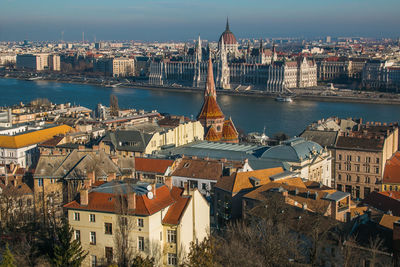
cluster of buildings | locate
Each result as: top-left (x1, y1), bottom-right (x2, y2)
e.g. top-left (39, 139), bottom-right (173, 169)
top-left (149, 20), bottom-right (317, 92)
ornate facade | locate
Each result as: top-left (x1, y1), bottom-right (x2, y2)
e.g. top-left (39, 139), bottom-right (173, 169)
top-left (148, 19), bottom-right (317, 92)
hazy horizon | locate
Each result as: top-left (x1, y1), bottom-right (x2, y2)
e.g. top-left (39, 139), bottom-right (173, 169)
top-left (0, 0), bottom-right (399, 42)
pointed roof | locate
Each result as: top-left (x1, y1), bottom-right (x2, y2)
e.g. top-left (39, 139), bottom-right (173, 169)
top-left (205, 126), bottom-right (222, 142)
top-left (219, 17), bottom-right (237, 45)
top-left (197, 95), bottom-right (225, 121)
top-left (226, 17), bottom-right (230, 31)
top-left (204, 57), bottom-right (216, 99)
top-left (222, 118), bottom-right (239, 142)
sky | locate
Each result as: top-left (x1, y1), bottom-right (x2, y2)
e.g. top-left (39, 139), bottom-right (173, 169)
top-left (0, 0), bottom-right (399, 41)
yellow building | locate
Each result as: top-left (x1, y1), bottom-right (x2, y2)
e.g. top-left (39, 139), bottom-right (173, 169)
top-left (64, 181), bottom-right (209, 267)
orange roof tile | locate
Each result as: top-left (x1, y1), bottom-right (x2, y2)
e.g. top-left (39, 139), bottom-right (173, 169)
top-left (64, 185), bottom-right (175, 216)
top-left (197, 96), bottom-right (225, 120)
top-left (383, 152), bottom-right (400, 184)
top-left (379, 214), bottom-right (400, 230)
top-left (222, 118), bottom-right (239, 142)
top-left (215, 167), bottom-right (284, 194)
top-left (162, 187), bottom-right (191, 225)
top-left (135, 157), bottom-right (174, 174)
top-left (0, 125), bottom-right (72, 149)
top-left (205, 126), bottom-right (222, 142)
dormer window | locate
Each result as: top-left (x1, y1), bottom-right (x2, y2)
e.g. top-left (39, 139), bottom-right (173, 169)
top-left (249, 176), bottom-right (260, 187)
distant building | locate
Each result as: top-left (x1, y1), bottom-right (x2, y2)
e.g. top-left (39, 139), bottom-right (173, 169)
top-left (362, 59), bottom-right (400, 90)
top-left (112, 57), bottom-right (135, 77)
top-left (16, 53), bottom-right (60, 71)
top-left (382, 151), bottom-right (400, 192)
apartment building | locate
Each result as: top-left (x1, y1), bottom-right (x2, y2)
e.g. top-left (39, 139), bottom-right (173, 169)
top-left (335, 124), bottom-right (398, 199)
top-left (64, 181), bottom-right (209, 267)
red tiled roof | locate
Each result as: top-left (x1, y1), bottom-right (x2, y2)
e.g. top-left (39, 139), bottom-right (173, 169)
top-left (205, 126), bottom-right (222, 142)
top-left (163, 187), bottom-right (191, 225)
top-left (135, 157), bottom-right (174, 174)
top-left (171, 158), bottom-right (223, 181)
top-left (383, 152), bottom-right (400, 184)
top-left (197, 96), bottom-right (225, 120)
top-left (64, 185), bottom-right (175, 216)
top-left (222, 118), bottom-right (239, 142)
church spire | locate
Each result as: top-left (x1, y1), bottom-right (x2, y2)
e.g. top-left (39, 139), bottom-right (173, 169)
top-left (205, 57), bottom-right (216, 99)
top-left (226, 17), bottom-right (230, 31)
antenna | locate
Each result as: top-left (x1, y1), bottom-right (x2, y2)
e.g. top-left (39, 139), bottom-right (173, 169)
top-left (61, 31), bottom-right (64, 43)
top-left (82, 32), bottom-right (84, 43)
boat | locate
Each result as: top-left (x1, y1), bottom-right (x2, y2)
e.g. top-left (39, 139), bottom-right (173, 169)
top-left (275, 96), bottom-right (293, 102)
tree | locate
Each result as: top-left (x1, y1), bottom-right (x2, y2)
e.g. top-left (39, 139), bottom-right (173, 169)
top-left (50, 219), bottom-right (87, 267)
top-left (185, 237), bottom-right (219, 267)
top-left (0, 243), bottom-right (16, 267)
top-left (110, 94), bottom-right (119, 117)
top-left (131, 255), bottom-right (154, 267)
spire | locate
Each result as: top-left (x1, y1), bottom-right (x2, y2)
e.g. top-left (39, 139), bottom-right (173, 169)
top-left (205, 57), bottom-right (216, 99)
top-left (226, 17), bottom-right (230, 31)
top-left (260, 39), bottom-right (263, 53)
top-left (196, 35), bottom-right (202, 62)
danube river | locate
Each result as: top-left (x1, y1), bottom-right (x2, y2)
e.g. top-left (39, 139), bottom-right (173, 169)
top-left (1, 78), bottom-right (400, 137)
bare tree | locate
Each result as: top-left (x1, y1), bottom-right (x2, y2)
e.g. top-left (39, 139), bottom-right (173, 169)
top-left (110, 94), bottom-right (119, 117)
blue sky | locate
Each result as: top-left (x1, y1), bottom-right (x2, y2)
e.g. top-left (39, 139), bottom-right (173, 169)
top-left (0, 0), bottom-right (399, 41)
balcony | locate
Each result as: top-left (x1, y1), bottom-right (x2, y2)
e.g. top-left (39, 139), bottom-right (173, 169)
top-left (337, 204), bottom-right (349, 213)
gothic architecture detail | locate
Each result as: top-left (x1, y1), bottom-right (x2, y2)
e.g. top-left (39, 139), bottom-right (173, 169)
top-left (197, 58), bottom-right (239, 143)
top-left (148, 18), bottom-right (317, 92)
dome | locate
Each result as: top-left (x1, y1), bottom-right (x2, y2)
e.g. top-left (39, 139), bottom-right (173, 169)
top-left (260, 137), bottom-right (324, 162)
top-left (219, 18), bottom-right (237, 45)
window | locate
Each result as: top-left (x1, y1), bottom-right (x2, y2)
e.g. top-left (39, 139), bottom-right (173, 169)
top-left (168, 253), bottom-right (177, 266)
top-left (89, 214), bottom-right (96, 222)
top-left (338, 174), bottom-right (341, 181)
top-left (346, 164), bottom-right (351, 171)
top-left (338, 164), bottom-right (341, 170)
top-left (91, 255), bottom-right (97, 267)
top-left (27, 199), bottom-right (32, 206)
top-left (346, 155), bottom-right (352, 161)
top-left (90, 232), bottom-right (96, 245)
top-left (357, 156), bottom-right (361, 162)
top-left (356, 176), bottom-right (360, 182)
top-left (338, 154), bottom-right (342, 160)
top-left (38, 178), bottom-right (43, 187)
top-left (167, 230), bottom-right (177, 243)
top-left (202, 183), bottom-right (207, 191)
top-left (74, 212), bottom-right (80, 221)
top-left (366, 157), bottom-right (371, 163)
top-left (375, 167), bottom-right (379, 174)
top-left (355, 165), bottom-right (360, 172)
top-left (376, 158), bottom-right (380, 164)
top-left (365, 166), bottom-right (370, 173)
top-left (105, 247), bottom-right (113, 263)
top-left (105, 223), bottom-right (112, 235)
top-left (75, 230), bottom-right (81, 241)
top-left (346, 174), bottom-right (351, 182)
top-left (50, 178), bottom-right (55, 184)
top-left (365, 177), bottom-right (370, 184)
top-left (137, 218), bottom-right (144, 228)
top-left (138, 236), bottom-right (144, 251)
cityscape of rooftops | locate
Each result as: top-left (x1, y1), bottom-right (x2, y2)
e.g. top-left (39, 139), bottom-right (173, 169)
top-left (0, 0), bottom-right (400, 266)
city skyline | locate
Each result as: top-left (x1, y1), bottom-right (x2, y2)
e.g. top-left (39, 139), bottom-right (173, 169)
top-left (0, 0), bottom-right (399, 41)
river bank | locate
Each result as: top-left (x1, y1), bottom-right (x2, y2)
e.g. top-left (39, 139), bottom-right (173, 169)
top-left (2, 72), bottom-right (400, 105)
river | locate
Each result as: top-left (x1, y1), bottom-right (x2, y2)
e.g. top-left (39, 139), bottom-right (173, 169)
top-left (1, 78), bottom-right (400, 137)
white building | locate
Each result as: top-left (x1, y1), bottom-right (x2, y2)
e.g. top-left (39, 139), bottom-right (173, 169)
top-left (0, 124), bottom-right (72, 167)
top-left (112, 57), bottom-right (135, 77)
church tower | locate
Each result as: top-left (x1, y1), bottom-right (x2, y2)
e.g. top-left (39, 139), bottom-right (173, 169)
top-left (197, 58), bottom-right (238, 143)
top-left (217, 36), bottom-right (230, 89)
top-left (193, 35), bottom-right (202, 88)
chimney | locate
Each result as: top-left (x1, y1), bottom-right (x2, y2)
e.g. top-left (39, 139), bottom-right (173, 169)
top-left (127, 192), bottom-right (136, 210)
top-left (78, 145), bottom-right (85, 151)
top-left (204, 157), bottom-right (210, 161)
top-left (164, 177), bottom-right (173, 190)
top-left (87, 171), bottom-right (95, 184)
top-left (183, 181), bottom-right (190, 195)
top-left (93, 145), bottom-right (99, 150)
top-left (80, 188), bottom-right (89, 206)
top-left (192, 156), bottom-right (198, 160)
top-left (107, 172), bottom-right (116, 182)
top-left (151, 183), bottom-right (156, 198)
